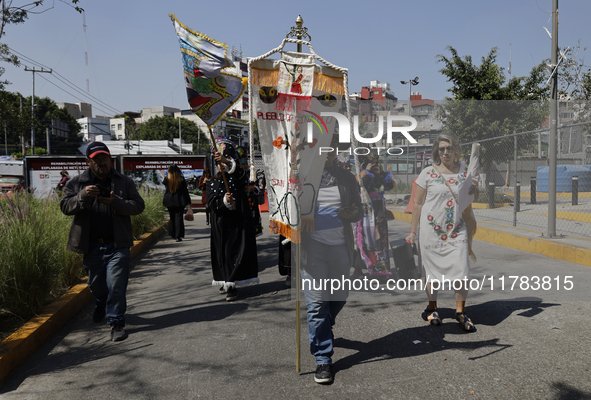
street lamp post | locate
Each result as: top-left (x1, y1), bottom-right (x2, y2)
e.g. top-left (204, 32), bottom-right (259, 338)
top-left (400, 77), bottom-right (419, 188)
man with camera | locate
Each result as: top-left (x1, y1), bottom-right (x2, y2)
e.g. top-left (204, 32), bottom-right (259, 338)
top-left (60, 142), bottom-right (145, 342)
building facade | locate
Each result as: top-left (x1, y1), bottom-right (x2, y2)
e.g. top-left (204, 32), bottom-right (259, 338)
top-left (141, 106), bottom-right (181, 124)
top-left (58, 102), bottom-right (92, 119)
top-left (77, 117), bottom-right (111, 141)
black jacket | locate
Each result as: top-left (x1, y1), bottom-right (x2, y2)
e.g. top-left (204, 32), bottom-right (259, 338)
top-left (60, 168), bottom-right (145, 254)
top-left (162, 177), bottom-right (191, 208)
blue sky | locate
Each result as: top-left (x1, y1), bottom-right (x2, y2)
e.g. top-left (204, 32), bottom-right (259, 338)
top-left (2, 0), bottom-right (590, 117)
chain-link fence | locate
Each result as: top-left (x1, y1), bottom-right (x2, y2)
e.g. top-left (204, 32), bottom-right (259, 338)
top-left (460, 119), bottom-right (591, 239)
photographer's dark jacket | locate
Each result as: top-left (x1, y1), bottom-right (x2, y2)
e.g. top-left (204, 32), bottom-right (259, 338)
top-left (60, 168), bottom-right (145, 254)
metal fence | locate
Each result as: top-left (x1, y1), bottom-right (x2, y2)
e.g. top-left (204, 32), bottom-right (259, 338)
top-left (465, 120), bottom-right (591, 239)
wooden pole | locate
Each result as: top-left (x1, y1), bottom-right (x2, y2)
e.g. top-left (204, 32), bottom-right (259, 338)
top-left (286, 14), bottom-right (311, 374)
top-left (287, 15), bottom-right (307, 375)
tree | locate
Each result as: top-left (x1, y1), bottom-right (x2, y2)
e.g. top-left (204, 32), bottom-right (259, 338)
top-left (0, 1), bottom-right (83, 89)
top-left (0, 43), bottom-right (18, 90)
top-left (545, 41), bottom-right (591, 137)
top-left (548, 41), bottom-right (591, 101)
top-left (0, 0), bottom-right (83, 40)
top-left (135, 115), bottom-right (207, 154)
top-left (0, 90), bottom-right (29, 154)
top-left (436, 46), bottom-right (549, 181)
top-left (1, 91), bottom-right (81, 155)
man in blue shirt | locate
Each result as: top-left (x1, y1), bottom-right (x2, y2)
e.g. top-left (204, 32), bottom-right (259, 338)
top-left (301, 138), bottom-right (362, 384)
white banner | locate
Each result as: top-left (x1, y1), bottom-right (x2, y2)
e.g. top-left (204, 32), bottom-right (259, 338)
top-left (251, 52), bottom-right (345, 241)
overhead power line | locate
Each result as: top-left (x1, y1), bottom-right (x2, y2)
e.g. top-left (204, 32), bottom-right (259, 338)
top-left (36, 74), bottom-right (121, 117)
top-left (5, 45), bottom-right (124, 116)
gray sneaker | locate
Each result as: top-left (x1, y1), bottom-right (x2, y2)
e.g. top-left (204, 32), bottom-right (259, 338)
top-left (314, 364), bottom-right (333, 384)
top-left (111, 325), bottom-right (128, 342)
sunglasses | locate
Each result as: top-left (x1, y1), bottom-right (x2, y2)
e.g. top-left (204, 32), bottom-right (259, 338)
top-left (438, 146), bottom-right (453, 153)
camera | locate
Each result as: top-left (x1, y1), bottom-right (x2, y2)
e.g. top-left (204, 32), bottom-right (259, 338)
top-left (95, 184), bottom-right (111, 197)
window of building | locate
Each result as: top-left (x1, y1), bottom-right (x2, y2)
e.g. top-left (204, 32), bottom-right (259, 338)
top-left (111, 124), bottom-right (115, 129)
top-left (118, 124), bottom-right (122, 130)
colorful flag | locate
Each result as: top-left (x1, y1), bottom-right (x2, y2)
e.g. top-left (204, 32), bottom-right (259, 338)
top-left (170, 14), bottom-right (245, 127)
top-left (251, 52), bottom-right (345, 241)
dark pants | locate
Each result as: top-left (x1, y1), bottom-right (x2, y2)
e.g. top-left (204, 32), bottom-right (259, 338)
top-left (84, 242), bottom-right (130, 326)
top-left (168, 206), bottom-right (185, 239)
top-left (301, 239), bottom-right (351, 365)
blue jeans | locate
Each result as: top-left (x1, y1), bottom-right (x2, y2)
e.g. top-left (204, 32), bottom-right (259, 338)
top-left (84, 242), bottom-right (131, 326)
top-left (301, 239), bottom-right (350, 365)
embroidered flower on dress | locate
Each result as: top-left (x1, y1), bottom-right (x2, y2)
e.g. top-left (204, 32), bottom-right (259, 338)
top-left (427, 215), bottom-right (434, 221)
top-left (441, 234), bottom-right (448, 241)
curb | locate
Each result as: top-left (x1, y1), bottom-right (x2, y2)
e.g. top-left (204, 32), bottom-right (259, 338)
top-left (472, 203), bottom-right (513, 209)
top-left (388, 209), bottom-right (591, 268)
top-left (0, 224), bottom-right (166, 386)
top-left (551, 210), bottom-right (591, 223)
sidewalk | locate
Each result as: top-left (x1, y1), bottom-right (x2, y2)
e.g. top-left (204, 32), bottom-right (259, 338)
top-left (1, 212), bottom-right (591, 399)
top-left (389, 205), bottom-right (591, 267)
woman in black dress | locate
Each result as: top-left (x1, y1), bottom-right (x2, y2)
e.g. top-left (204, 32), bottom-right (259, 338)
top-left (163, 164), bottom-right (192, 242)
top-left (206, 139), bottom-right (259, 301)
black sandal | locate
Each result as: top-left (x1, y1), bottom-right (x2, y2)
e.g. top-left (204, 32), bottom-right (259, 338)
top-left (423, 308), bottom-right (442, 326)
top-left (456, 311), bottom-right (477, 332)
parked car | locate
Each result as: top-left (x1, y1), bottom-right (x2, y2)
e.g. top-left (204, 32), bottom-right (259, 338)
top-left (0, 175), bottom-right (25, 196)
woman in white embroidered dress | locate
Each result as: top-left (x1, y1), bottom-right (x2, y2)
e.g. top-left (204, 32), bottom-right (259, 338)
top-left (406, 133), bottom-right (479, 332)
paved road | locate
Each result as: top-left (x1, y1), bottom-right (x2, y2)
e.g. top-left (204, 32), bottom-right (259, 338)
top-left (1, 212), bottom-right (590, 399)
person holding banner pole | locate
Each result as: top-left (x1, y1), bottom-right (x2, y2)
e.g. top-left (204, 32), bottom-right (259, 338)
top-left (206, 139), bottom-right (259, 301)
top-left (301, 139), bottom-right (362, 384)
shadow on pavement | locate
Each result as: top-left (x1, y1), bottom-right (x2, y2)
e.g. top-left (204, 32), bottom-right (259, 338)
top-left (551, 382), bottom-right (591, 400)
top-left (332, 299), bottom-right (560, 377)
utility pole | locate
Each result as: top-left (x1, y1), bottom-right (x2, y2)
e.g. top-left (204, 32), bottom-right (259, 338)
top-left (83, 11), bottom-right (90, 93)
top-left (46, 126), bottom-right (50, 155)
top-left (400, 77), bottom-right (419, 188)
top-left (24, 67), bottom-right (52, 155)
top-left (548, 0), bottom-right (558, 237)
top-left (20, 95), bottom-right (25, 156)
top-left (178, 116), bottom-right (182, 154)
